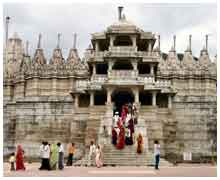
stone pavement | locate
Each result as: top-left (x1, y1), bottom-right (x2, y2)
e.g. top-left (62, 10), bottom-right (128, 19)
top-left (3, 163), bottom-right (216, 177)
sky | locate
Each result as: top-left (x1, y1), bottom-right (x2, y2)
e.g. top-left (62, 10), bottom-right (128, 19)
top-left (3, 3), bottom-right (217, 60)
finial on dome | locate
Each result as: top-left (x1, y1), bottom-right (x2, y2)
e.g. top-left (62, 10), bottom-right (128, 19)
top-left (57, 33), bottom-right (61, 48)
top-left (205, 34), bottom-right (208, 51)
top-left (189, 34), bottom-right (192, 52)
top-left (5, 16), bottom-right (10, 46)
top-left (173, 35), bottom-right (176, 51)
top-left (26, 40), bottom-right (29, 56)
top-left (118, 6), bottom-right (123, 20)
top-left (73, 33), bottom-right (77, 49)
top-left (37, 33), bottom-right (42, 49)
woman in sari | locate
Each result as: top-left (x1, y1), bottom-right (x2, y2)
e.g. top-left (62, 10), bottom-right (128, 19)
top-left (50, 144), bottom-right (58, 170)
top-left (16, 145), bottom-right (25, 171)
top-left (112, 127), bottom-right (117, 145)
top-left (95, 145), bottom-right (103, 168)
top-left (116, 126), bottom-right (125, 149)
top-left (137, 133), bottom-right (143, 154)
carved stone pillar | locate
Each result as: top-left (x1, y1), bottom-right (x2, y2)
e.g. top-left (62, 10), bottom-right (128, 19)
top-left (132, 61), bottom-right (138, 71)
top-left (148, 41), bottom-right (152, 52)
top-left (110, 36), bottom-right (115, 47)
top-left (131, 35), bottom-right (136, 47)
top-left (134, 88), bottom-right (139, 104)
top-left (93, 64), bottom-right (96, 75)
top-left (107, 88), bottom-right (113, 105)
top-left (90, 91), bottom-right (94, 106)
top-left (108, 61), bottom-right (113, 71)
top-left (75, 94), bottom-right (79, 108)
top-left (150, 64), bottom-right (154, 75)
top-left (95, 41), bottom-right (99, 51)
top-left (168, 94), bottom-right (172, 109)
top-left (152, 91), bottom-right (157, 106)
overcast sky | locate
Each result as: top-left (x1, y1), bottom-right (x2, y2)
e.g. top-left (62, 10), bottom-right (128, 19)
top-left (3, 3), bottom-right (217, 60)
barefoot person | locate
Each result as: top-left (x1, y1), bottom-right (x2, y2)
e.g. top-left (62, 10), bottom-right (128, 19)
top-left (66, 143), bottom-right (75, 166)
top-left (16, 145), bottom-right (25, 171)
top-left (9, 152), bottom-right (15, 171)
top-left (87, 141), bottom-right (96, 166)
top-left (50, 144), bottom-right (59, 170)
top-left (57, 142), bottom-right (64, 170)
top-left (95, 145), bottom-right (103, 168)
top-left (137, 133), bottom-right (143, 154)
top-left (154, 140), bottom-right (160, 170)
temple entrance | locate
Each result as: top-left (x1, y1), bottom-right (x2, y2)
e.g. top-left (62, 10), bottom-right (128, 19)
top-left (112, 90), bottom-right (134, 115)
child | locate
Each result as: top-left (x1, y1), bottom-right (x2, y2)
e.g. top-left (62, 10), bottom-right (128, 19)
top-left (9, 153), bottom-right (15, 171)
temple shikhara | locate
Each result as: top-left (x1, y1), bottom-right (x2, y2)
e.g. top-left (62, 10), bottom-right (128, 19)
top-left (3, 7), bottom-right (216, 165)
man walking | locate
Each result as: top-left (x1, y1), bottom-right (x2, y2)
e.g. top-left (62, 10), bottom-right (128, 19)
top-left (154, 140), bottom-right (160, 170)
top-left (87, 141), bottom-right (96, 166)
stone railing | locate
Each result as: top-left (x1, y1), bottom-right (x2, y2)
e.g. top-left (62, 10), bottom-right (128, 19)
top-left (108, 46), bottom-right (137, 52)
top-left (138, 76), bottom-right (155, 84)
top-left (155, 80), bottom-right (172, 88)
top-left (108, 70), bottom-right (138, 80)
top-left (91, 74), bottom-right (107, 84)
top-left (75, 80), bottom-right (89, 90)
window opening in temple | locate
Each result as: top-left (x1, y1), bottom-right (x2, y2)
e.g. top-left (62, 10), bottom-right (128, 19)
top-left (112, 60), bottom-right (133, 70)
top-left (89, 65), bottom-right (93, 76)
top-left (139, 91), bottom-right (152, 105)
top-left (96, 63), bottom-right (108, 74)
top-left (99, 39), bottom-right (109, 51)
top-left (138, 63), bottom-right (151, 74)
top-left (137, 39), bottom-right (147, 51)
top-left (156, 93), bottom-right (168, 108)
top-left (112, 90), bottom-right (134, 115)
top-left (94, 91), bottom-right (107, 105)
top-left (79, 94), bottom-right (90, 107)
top-left (114, 35), bottom-right (132, 46)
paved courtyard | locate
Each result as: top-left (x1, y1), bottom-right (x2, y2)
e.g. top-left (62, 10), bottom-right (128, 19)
top-left (4, 163), bottom-right (216, 177)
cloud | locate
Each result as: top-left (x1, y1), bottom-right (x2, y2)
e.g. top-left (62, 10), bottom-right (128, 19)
top-left (3, 3), bottom-right (217, 60)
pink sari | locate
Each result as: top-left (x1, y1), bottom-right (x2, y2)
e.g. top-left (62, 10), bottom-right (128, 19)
top-left (95, 148), bottom-right (103, 168)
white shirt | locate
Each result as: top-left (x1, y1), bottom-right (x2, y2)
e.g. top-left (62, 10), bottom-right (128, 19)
top-left (39, 144), bottom-right (44, 158)
top-left (89, 144), bottom-right (96, 156)
top-left (42, 145), bottom-right (50, 159)
top-left (58, 145), bottom-right (64, 153)
top-left (154, 144), bottom-right (160, 155)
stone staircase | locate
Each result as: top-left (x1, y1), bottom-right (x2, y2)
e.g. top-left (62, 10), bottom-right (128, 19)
top-left (74, 139), bottom-right (172, 167)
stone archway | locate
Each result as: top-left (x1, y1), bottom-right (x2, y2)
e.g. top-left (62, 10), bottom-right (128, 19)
top-left (111, 89), bottom-right (134, 115)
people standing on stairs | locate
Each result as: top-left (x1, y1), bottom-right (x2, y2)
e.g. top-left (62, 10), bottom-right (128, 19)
top-left (132, 103), bottom-right (138, 125)
top-left (113, 112), bottom-right (120, 127)
top-left (50, 144), bottom-right (59, 170)
top-left (9, 152), bottom-right (15, 171)
top-left (66, 143), bottom-right (75, 166)
top-left (39, 141), bottom-right (51, 170)
top-left (154, 140), bottom-right (160, 170)
top-left (112, 126), bottom-right (117, 145)
top-left (116, 125), bottom-right (125, 149)
top-left (16, 145), bottom-right (26, 171)
top-left (87, 141), bottom-right (96, 166)
top-left (95, 145), bottom-right (103, 168)
top-left (57, 142), bottom-right (64, 170)
top-left (137, 133), bottom-right (143, 154)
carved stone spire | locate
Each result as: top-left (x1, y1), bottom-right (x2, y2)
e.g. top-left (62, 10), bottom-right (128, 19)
top-left (67, 33), bottom-right (80, 64)
top-left (50, 33), bottom-right (64, 65)
top-left (33, 34), bottom-right (46, 65)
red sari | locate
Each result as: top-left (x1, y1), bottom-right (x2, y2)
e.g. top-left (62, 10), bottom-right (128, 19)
top-left (16, 145), bottom-right (25, 170)
top-left (116, 127), bottom-right (125, 149)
